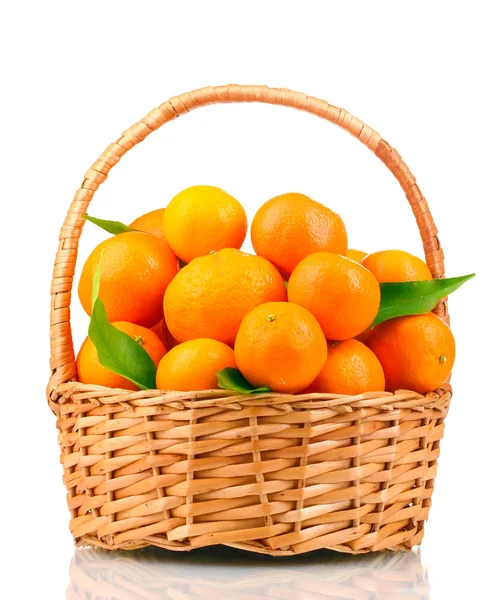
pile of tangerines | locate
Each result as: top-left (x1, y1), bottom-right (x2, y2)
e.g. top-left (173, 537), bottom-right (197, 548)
top-left (77, 186), bottom-right (455, 396)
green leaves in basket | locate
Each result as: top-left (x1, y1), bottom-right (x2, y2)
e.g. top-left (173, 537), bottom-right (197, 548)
top-left (217, 368), bottom-right (270, 394)
top-left (83, 213), bottom-right (138, 235)
top-left (372, 274), bottom-right (475, 326)
top-left (88, 255), bottom-right (157, 390)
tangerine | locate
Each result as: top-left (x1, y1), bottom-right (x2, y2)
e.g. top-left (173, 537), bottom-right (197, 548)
top-left (156, 338), bottom-right (236, 391)
top-left (164, 248), bottom-right (286, 346)
top-left (76, 322), bottom-right (166, 391)
top-left (164, 186), bottom-right (247, 263)
top-left (251, 193), bottom-right (348, 276)
top-left (367, 313), bottom-right (455, 394)
top-left (305, 339), bottom-right (385, 395)
top-left (78, 232), bottom-right (179, 327)
top-left (361, 250), bottom-right (432, 282)
top-left (130, 208), bottom-right (166, 239)
top-left (234, 302), bottom-right (327, 394)
top-left (288, 252), bottom-right (380, 340)
top-left (347, 249), bottom-right (368, 263)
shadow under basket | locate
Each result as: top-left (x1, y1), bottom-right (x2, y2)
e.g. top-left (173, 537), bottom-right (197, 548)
top-left (48, 84), bottom-right (452, 555)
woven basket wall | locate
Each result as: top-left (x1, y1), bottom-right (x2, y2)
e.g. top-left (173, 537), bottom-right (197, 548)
top-left (48, 85), bottom-right (451, 555)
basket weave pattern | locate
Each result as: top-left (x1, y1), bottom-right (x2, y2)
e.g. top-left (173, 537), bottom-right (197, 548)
top-left (48, 85), bottom-right (451, 555)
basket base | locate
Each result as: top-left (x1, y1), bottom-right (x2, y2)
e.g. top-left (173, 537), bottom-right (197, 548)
top-left (77, 528), bottom-right (424, 556)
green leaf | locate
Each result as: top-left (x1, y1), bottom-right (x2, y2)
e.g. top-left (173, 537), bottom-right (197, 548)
top-left (88, 264), bottom-right (157, 390)
top-left (372, 274), bottom-right (475, 326)
top-left (217, 368), bottom-right (270, 394)
top-left (91, 252), bottom-right (103, 309)
top-left (83, 213), bottom-right (138, 235)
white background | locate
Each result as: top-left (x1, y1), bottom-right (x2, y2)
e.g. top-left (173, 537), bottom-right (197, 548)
top-left (1, 1), bottom-right (494, 598)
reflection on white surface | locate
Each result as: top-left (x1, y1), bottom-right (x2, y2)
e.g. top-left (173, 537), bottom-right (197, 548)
top-left (68, 545), bottom-right (429, 599)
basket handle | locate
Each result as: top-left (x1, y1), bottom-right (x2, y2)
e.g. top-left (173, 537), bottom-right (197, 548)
top-left (47, 84), bottom-right (447, 398)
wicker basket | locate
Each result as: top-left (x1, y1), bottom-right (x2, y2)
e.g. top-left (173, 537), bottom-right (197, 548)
top-left (68, 546), bottom-right (430, 599)
top-left (48, 84), bottom-right (451, 555)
